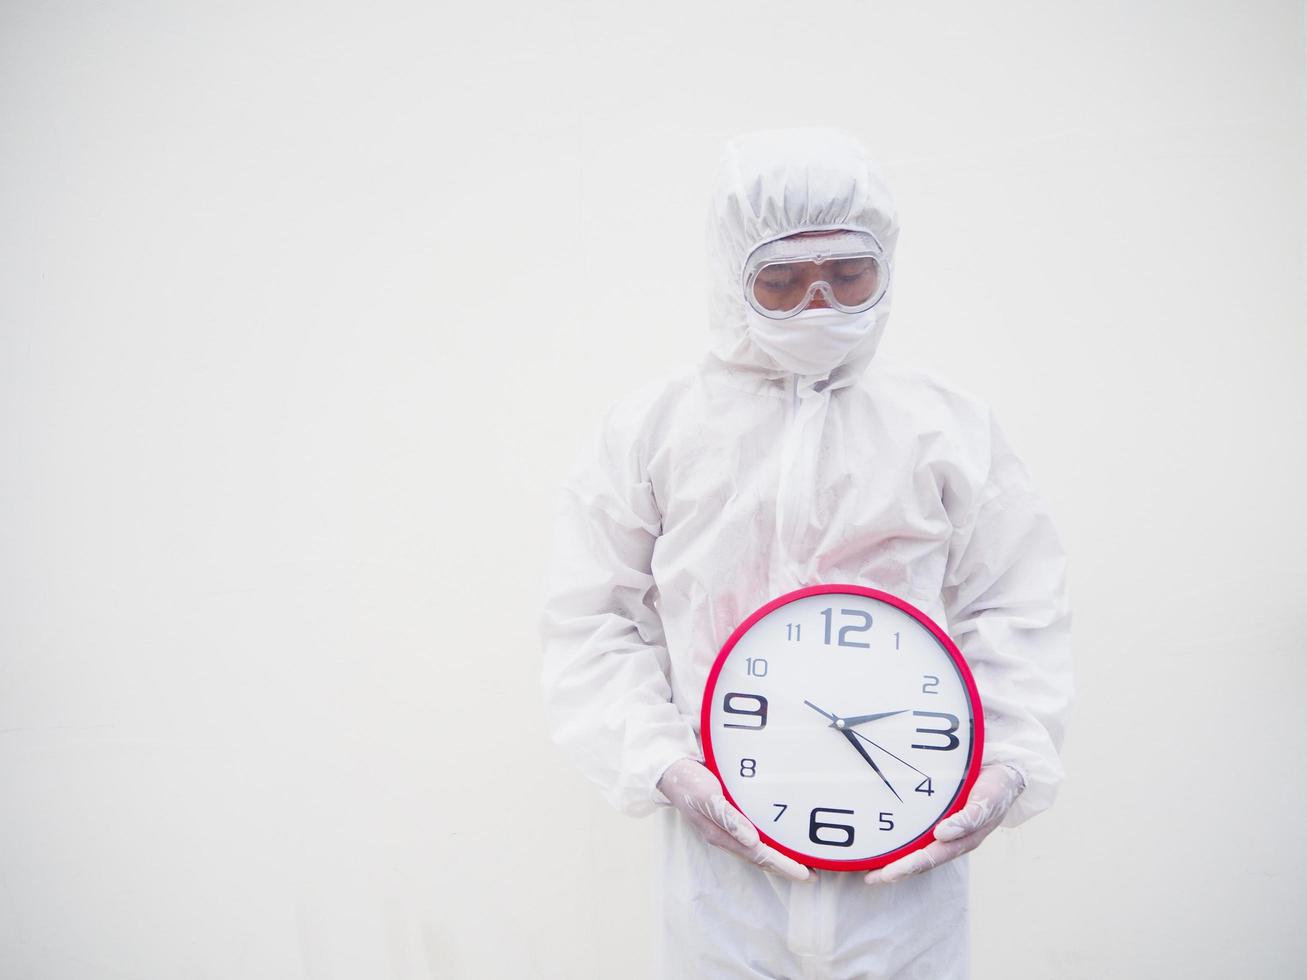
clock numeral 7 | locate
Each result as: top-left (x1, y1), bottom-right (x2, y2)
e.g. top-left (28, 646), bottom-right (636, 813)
top-left (820, 608), bottom-right (872, 648)
top-left (912, 711), bottom-right (961, 751)
top-left (722, 692), bottom-right (768, 730)
top-left (808, 807), bottom-right (856, 847)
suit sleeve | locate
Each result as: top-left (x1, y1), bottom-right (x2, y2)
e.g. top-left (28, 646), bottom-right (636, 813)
top-left (538, 404), bottom-right (701, 818)
top-left (942, 412), bottom-right (1074, 828)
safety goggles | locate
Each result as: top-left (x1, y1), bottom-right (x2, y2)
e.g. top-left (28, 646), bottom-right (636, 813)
top-left (742, 229), bottom-right (889, 320)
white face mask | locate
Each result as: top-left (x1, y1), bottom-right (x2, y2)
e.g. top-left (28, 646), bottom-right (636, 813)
top-left (745, 306), bottom-right (878, 377)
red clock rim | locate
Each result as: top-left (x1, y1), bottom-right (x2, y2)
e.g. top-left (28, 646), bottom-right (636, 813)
top-left (698, 583), bottom-right (985, 873)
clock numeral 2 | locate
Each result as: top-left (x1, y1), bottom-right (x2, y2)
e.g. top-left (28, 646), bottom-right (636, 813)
top-left (820, 608), bottom-right (872, 648)
top-left (722, 693), bottom-right (768, 730)
top-left (808, 807), bottom-right (856, 848)
top-left (922, 674), bottom-right (940, 695)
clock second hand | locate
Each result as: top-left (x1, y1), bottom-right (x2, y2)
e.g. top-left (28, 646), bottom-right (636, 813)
top-left (849, 727), bottom-right (929, 778)
top-left (803, 700), bottom-right (903, 803)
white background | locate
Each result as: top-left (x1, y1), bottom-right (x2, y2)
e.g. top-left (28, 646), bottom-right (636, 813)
top-left (2, 1), bottom-right (1305, 977)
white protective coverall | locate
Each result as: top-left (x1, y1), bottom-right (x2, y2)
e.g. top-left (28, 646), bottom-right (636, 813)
top-left (539, 127), bottom-right (1073, 979)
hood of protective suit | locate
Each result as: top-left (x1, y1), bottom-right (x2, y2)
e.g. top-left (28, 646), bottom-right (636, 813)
top-left (706, 127), bottom-right (900, 390)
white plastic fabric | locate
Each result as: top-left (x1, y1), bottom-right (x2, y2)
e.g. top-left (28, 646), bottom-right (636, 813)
top-left (539, 126), bottom-right (1073, 979)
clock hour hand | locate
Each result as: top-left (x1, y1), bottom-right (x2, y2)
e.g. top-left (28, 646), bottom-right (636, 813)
top-left (840, 729), bottom-right (903, 802)
top-left (840, 709), bottom-right (910, 727)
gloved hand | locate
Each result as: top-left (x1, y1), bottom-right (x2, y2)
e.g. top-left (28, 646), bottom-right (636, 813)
top-left (657, 758), bottom-right (811, 882)
top-left (863, 763), bottom-right (1026, 886)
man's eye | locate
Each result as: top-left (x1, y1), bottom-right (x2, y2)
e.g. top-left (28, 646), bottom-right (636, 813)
top-left (760, 277), bottom-right (794, 290)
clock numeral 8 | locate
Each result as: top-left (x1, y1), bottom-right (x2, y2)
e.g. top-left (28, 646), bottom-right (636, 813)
top-left (722, 692), bottom-right (768, 730)
top-left (808, 807), bottom-right (856, 848)
top-left (739, 758), bottom-right (756, 778)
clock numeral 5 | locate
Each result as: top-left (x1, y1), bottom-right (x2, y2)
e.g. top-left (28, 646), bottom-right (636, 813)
top-left (808, 807), bottom-right (856, 848)
top-left (820, 608), bottom-right (872, 648)
top-left (912, 711), bottom-right (961, 751)
top-left (722, 692), bottom-right (768, 730)
top-left (878, 811), bottom-right (894, 832)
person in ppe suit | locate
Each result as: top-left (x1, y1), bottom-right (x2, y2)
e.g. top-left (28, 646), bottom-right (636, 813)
top-left (538, 126), bottom-right (1073, 979)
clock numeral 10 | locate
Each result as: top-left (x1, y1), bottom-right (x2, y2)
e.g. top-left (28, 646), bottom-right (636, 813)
top-left (722, 692), bottom-right (768, 730)
top-left (745, 657), bottom-right (768, 677)
top-left (820, 608), bottom-right (872, 648)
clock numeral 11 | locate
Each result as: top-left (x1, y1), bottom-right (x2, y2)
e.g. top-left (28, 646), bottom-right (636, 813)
top-left (786, 623), bottom-right (801, 641)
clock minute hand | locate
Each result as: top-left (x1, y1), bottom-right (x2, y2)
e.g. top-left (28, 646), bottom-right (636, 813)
top-left (841, 709), bottom-right (910, 727)
top-left (840, 729), bottom-right (903, 802)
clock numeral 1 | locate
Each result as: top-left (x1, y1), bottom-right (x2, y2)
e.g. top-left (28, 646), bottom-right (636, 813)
top-left (912, 711), bottom-right (961, 751)
top-left (745, 657), bottom-right (768, 677)
top-left (808, 807), bottom-right (856, 848)
top-left (722, 693), bottom-right (768, 730)
top-left (772, 803), bottom-right (788, 822)
top-left (740, 758), bottom-right (756, 778)
top-left (894, 631), bottom-right (900, 650)
top-left (820, 608), bottom-right (872, 648)
top-left (878, 811), bottom-right (895, 832)
top-left (786, 623), bottom-right (801, 641)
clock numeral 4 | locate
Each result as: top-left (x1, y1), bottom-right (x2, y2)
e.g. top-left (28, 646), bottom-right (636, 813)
top-left (808, 807), bottom-right (856, 848)
top-left (915, 777), bottom-right (935, 796)
top-left (722, 693), bottom-right (768, 730)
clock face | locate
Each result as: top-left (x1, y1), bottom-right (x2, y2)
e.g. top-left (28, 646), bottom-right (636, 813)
top-left (701, 585), bottom-right (983, 872)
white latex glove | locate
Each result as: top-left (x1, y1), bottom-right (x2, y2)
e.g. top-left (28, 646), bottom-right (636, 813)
top-left (657, 758), bottom-right (811, 882)
top-left (864, 763), bottom-right (1026, 886)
